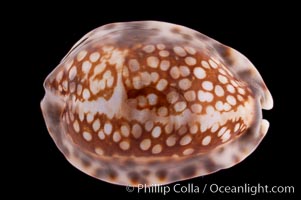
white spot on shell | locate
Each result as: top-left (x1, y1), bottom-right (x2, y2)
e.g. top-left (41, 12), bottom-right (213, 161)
top-left (140, 139), bottom-right (151, 150)
top-left (147, 56), bottom-right (159, 68)
top-left (159, 50), bottom-right (169, 57)
top-left (141, 72), bottom-right (151, 86)
top-left (191, 104), bottom-right (202, 113)
top-left (69, 82), bottom-right (76, 93)
top-left (178, 126), bottom-right (187, 135)
top-left (231, 80), bottom-right (239, 87)
top-left (151, 72), bottom-right (159, 83)
top-left (89, 52), bottom-right (100, 62)
top-left (137, 95), bottom-right (147, 107)
top-left (170, 66), bottom-right (180, 79)
top-left (157, 44), bottom-right (165, 50)
top-left (73, 120), bottom-right (80, 133)
top-left (156, 79), bottom-right (168, 91)
top-left (202, 81), bottom-right (213, 91)
top-left (211, 123), bottom-right (219, 132)
top-left (209, 59), bottom-right (218, 68)
top-left (201, 60), bottom-right (210, 69)
top-left (198, 90), bottom-right (213, 102)
top-left (83, 131), bottom-right (92, 141)
top-left (183, 148), bottom-right (194, 155)
top-left (77, 84), bottom-right (83, 96)
top-left (78, 109), bottom-right (84, 122)
top-left (56, 71), bottom-right (63, 83)
top-left (113, 131), bottom-right (121, 143)
top-left (128, 59), bottom-right (140, 72)
top-left (92, 119), bottom-right (101, 132)
top-left (69, 66), bottom-right (77, 80)
top-left (185, 57), bottom-right (196, 66)
top-left (179, 78), bottom-right (192, 90)
top-left (83, 89), bottom-right (90, 100)
top-left (145, 121), bottom-right (154, 132)
top-left (193, 67), bottom-right (206, 79)
top-left (143, 45), bottom-right (155, 53)
top-left (167, 91), bottom-right (179, 104)
top-left (219, 68), bottom-right (227, 75)
top-left (223, 103), bottom-right (231, 111)
top-left (174, 101), bottom-right (187, 112)
top-left (147, 93), bottom-right (158, 106)
top-left (94, 63), bottom-right (106, 75)
top-left (221, 130), bottom-right (231, 142)
top-left (123, 66), bottom-right (129, 77)
top-left (166, 135), bottom-right (177, 147)
top-left (184, 90), bottom-right (196, 101)
top-left (152, 144), bottom-right (162, 154)
top-left (226, 95), bottom-right (237, 106)
top-left (173, 46), bottom-right (186, 57)
top-left (98, 130), bottom-right (105, 140)
top-left (58, 85), bottom-right (63, 92)
top-left (236, 95), bottom-right (244, 102)
top-left (179, 66), bottom-right (190, 77)
top-left (215, 101), bottom-right (224, 111)
top-left (86, 113), bottom-right (94, 123)
top-left (206, 106), bottom-right (215, 114)
top-left (226, 84), bottom-right (235, 93)
top-left (238, 88), bottom-right (246, 95)
top-left (158, 107), bottom-right (168, 117)
top-left (121, 125), bottom-right (130, 137)
top-left (152, 126), bottom-right (162, 138)
top-left (62, 80), bottom-right (68, 91)
top-left (95, 148), bottom-right (104, 155)
top-left (64, 59), bottom-right (73, 70)
top-left (180, 135), bottom-right (192, 146)
top-left (202, 136), bottom-right (211, 145)
top-left (218, 127), bottom-right (227, 137)
top-left (133, 76), bottom-right (143, 89)
top-left (119, 141), bottom-right (130, 150)
top-left (234, 123), bottom-right (240, 132)
top-left (107, 77), bottom-right (114, 88)
top-left (104, 123), bottom-right (112, 135)
top-left (215, 85), bottom-right (224, 97)
top-left (101, 78), bottom-right (109, 90)
top-left (200, 123), bottom-right (207, 133)
top-left (218, 75), bottom-right (228, 84)
top-left (77, 50), bottom-right (87, 61)
top-left (132, 124), bottom-right (142, 139)
top-left (184, 46), bottom-right (196, 55)
top-left (103, 70), bottom-right (111, 79)
top-left (165, 123), bottom-right (173, 134)
top-left (189, 124), bottom-right (198, 134)
top-left (160, 60), bottom-right (170, 71)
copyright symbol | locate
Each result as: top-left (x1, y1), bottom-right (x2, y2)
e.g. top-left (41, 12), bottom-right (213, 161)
top-left (126, 185), bottom-right (135, 192)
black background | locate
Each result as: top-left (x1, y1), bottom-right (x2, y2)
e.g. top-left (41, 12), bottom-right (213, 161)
top-left (11, 2), bottom-right (299, 199)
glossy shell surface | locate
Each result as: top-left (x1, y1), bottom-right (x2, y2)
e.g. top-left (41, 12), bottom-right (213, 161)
top-left (41, 21), bottom-right (273, 186)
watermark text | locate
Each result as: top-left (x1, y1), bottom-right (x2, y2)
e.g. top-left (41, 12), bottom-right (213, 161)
top-left (126, 183), bottom-right (295, 195)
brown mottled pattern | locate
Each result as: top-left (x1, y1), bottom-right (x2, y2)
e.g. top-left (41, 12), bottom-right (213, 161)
top-left (41, 21), bottom-right (273, 187)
